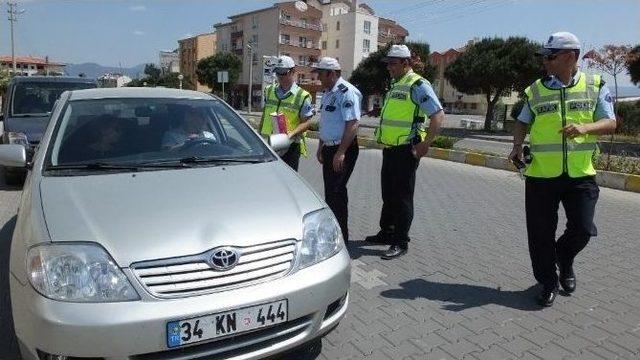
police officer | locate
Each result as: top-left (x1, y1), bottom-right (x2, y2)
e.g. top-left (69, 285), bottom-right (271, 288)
top-left (509, 32), bottom-right (617, 307)
top-left (312, 57), bottom-right (361, 242)
top-left (365, 44), bottom-right (444, 260)
top-left (259, 55), bottom-right (315, 171)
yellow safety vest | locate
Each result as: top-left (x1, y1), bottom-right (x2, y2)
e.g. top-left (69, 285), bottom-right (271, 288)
top-left (260, 85), bottom-right (310, 156)
top-left (377, 71), bottom-right (427, 146)
top-left (524, 72), bottom-right (601, 178)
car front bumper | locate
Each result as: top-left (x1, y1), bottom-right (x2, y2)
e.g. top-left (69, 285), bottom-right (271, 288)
top-left (11, 248), bottom-right (351, 360)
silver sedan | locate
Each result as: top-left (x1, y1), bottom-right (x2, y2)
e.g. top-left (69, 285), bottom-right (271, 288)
top-left (0, 88), bottom-right (350, 359)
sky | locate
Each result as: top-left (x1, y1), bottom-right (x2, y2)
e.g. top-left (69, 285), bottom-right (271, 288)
top-left (1, 0), bottom-right (639, 86)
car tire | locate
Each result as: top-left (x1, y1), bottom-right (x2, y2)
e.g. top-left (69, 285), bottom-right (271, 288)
top-left (3, 169), bottom-right (25, 187)
top-left (0, 216), bottom-right (21, 360)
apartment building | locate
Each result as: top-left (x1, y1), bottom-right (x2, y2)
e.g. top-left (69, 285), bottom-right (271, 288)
top-left (178, 32), bottom-right (217, 92)
top-left (159, 50), bottom-right (180, 73)
top-left (377, 17), bottom-right (408, 50)
top-left (0, 55), bottom-right (65, 76)
top-left (430, 41), bottom-right (518, 117)
top-left (311, 0), bottom-right (378, 80)
top-left (215, 1), bottom-right (323, 108)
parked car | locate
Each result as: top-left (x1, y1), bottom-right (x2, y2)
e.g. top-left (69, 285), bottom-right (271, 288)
top-left (0, 87), bottom-right (350, 360)
top-left (0, 76), bottom-right (97, 185)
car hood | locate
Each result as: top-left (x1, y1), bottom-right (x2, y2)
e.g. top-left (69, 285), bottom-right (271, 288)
top-left (39, 162), bottom-right (324, 267)
top-left (5, 116), bottom-right (49, 143)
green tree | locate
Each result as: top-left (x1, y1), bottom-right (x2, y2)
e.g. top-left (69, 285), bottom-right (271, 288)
top-left (627, 45), bottom-right (640, 86)
top-left (127, 64), bottom-right (191, 89)
top-left (0, 69), bottom-right (11, 93)
top-left (445, 37), bottom-right (542, 131)
top-left (196, 53), bottom-right (242, 95)
top-left (349, 41), bottom-right (436, 99)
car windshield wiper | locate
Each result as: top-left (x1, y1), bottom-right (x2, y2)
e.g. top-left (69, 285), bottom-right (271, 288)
top-left (45, 162), bottom-right (141, 171)
top-left (11, 113), bottom-right (49, 118)
top-left (178, 156), bottom-right (265, 164)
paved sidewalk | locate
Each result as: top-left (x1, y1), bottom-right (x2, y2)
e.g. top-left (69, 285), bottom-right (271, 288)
top-left (299, 139), bottom-right (640, 360)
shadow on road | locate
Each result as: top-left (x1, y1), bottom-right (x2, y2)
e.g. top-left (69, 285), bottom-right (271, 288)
top-left (380, 278), bottom-right (542, 312)
top-left (0, 216), bottom-right (20, 359)
top-left (346, 240), bottom-right (387, 259)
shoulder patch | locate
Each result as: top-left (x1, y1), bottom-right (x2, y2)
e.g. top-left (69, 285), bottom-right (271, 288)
top-left (337, 83), bottom-right (348, 93)
top-left (414, 79), bottom-right (423, 87)
top-left (605, 94), bottom-right (613, 103)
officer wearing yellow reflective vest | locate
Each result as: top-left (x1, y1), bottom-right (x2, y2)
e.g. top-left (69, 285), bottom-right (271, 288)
top-left (365, 44), bottom-right (444, 260)
top-left (509, 32), bottom-right (617, 307)
top-left (259, 55), bottom-right (315, 171)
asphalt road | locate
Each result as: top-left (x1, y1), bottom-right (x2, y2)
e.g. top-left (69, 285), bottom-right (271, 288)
top-left (1, 144), bottom-right (639, 359)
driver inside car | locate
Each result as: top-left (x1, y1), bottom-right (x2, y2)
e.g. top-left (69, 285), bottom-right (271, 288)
top-left (161, 108), bottom-right (216, 150)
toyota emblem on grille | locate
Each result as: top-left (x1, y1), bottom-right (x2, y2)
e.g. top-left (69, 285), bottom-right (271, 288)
top-left (210, 248), bottom-right (239, 271)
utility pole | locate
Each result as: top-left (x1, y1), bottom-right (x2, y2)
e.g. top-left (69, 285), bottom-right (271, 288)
top-left (246, 42), bottom-right (254, 113)
top-left (7, 1), bottom-right (24, 75)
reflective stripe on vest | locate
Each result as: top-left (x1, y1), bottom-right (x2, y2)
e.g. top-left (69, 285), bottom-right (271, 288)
top-left (524, 72), bottom-right (600, 178)
top-left (377, 71), bottom-right (427, 146)
top-left (260, 85), bottom-right (310, 156)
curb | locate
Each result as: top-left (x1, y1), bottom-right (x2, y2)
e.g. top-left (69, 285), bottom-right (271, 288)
top-left (311, 132), bottom-right (640, 194)
top-left (246, 118), bottom-right (640, 194)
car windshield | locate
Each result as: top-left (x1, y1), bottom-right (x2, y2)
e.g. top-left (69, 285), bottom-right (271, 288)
top-left (45, 97), bottom-right (274, 169)
top-left (11, 81), bottom-right (96, 116)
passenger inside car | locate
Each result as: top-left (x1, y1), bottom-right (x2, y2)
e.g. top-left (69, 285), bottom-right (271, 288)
top-left (59, 114), bottom-right (129, 163)
top-left (161, 107), bottom-right (217, 149)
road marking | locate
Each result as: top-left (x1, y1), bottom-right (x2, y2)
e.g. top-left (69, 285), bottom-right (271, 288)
top-left (351, 259), bottom-right (388, 290)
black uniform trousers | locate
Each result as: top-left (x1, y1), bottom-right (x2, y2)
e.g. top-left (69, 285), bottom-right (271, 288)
top-left (281, 142), bottom-right (301, 171)
top-left (322, 140), bottom-right (359, 242)
top-left (379, 144), bottom-right (420, 246)
top-left (525, 175), bottom-right (599, 290)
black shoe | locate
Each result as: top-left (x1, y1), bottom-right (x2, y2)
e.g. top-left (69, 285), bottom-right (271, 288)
top-left (364, 232), bottom-right (392, 245)
top-left (559, 264), bottom-right (576, 293)
top-left (537, 287), bottom-right (558, 307)
top-left (381, 245), bottom-right (407, 260)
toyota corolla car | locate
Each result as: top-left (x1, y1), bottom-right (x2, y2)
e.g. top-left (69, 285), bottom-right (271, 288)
top-left (0, 88), bottom-right (350, 359)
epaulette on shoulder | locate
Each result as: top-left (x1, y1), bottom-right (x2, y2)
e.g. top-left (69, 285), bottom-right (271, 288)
top-left (337, 83), bottom-right (348, 93)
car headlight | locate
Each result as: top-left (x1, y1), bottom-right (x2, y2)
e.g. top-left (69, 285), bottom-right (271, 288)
top-left (27, 243), bottom-right (139, 302)
top-left (7, 132), bottom-right (29, 147)
top-left (295, 208), bottom-right (344, 270)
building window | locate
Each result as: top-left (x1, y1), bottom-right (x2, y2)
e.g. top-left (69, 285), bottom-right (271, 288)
top-left (301, 18), bottom-right (307, 27)
top-left (252, 15), bottom-right (259, 29)
top-left (364, 21), bottom-right (371, 34)
top-left (281, 34), bottom-right (290, 45)
top-left (299, 36), bottom-right (308, 47)
top-left (251, 34), bottom-right (258, 46)
top-left (280, 10), bottom-right (290, 20)
top-left (363, 39), bottom-right (370, 53)
top-left (470, 103), bottom-right (477, 110)
top-left (336, 21), bottom-right (340, 31)
top-left (335, 39), bottom-right (340, 49)
top-left (322, 41), bottom-right (327, 50)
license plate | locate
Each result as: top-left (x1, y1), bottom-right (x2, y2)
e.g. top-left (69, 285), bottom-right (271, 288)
top-left (166, 299), bottom-right (288, 348)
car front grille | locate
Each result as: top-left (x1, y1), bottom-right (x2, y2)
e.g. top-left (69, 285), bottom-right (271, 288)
top-left (131, 239), bottom-right (297, 298)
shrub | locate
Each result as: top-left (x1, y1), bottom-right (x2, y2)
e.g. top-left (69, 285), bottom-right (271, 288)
top-left (615, 100), bottom-right (640, 136)
top-left (431, 136), bottom-right (458, 149)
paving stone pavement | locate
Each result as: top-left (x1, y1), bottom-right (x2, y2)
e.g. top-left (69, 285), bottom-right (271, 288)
top-left (1, 143), bottom-right (639, 360)
top-left (298, 140), bottom-right (640, 360)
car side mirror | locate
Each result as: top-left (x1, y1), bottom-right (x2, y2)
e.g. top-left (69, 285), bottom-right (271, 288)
top-left (268, 133), bottom-right (292, 153)
top-left (0, 144), bottom-right (27, 168)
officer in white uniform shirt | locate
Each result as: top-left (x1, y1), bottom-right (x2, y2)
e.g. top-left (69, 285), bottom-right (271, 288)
top-left (312, 57), bottom-right (362, 243)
